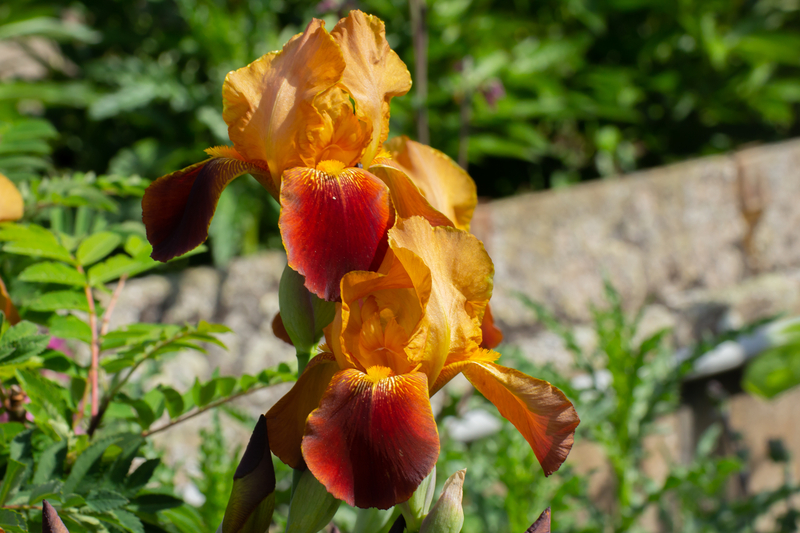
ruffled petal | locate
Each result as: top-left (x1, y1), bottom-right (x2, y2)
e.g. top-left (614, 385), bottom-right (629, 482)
top-left (222, 19), bottom-right (345, 187)
top-left (0, 173), bottom-right (23, 222)
top-left (265, 353), bottom-right (339, 468)
top-left (461, 358), bottom-right (579, 476)
top-left (369, 163), bottom-right (455, 228)
top-left (142, 154), bottom-right (258, 262)
top-left (480, 304), bottom-right (503, 349)
top-left (384, 137), bottom-right (477, 231)
top-left (279, 166), bottom-right (393, 301)
top-left (389, 217), bottom-right (493, 383)
top-left (302, 368), bottom-right (439, 509)
top-left (331, 11), bottom-right (412, 167)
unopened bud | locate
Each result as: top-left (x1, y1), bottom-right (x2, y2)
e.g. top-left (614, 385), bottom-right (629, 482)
top-left (419, 469), bottom-right (465, 533)
top-left (400, 465), bottom-right (436, 530)
top-left (286, 469), bottom-right (341, 533)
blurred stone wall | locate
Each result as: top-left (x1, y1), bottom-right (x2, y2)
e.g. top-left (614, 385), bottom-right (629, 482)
top-left (115, 138), bottom-right (800, 506)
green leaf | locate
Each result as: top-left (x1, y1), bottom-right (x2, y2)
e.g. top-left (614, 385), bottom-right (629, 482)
top-left (15, 370), bottom-right (70, 431)
top-left (162, 506), bottom-right (204, 533)
top-left (192, 378), bottom-right (216, 408)
top-left (85, 489), bottom-right (129, 512)
top-left (743, 344), bottom-right (800, 399)
top-left (48, 315), bottom-right (92, 343)
top-left (28, 480), bottom-right (62, 505)
top-left (87, 254), bottom-right (157, 286)
top-left (278, 264), bottom-right (335, 366)
top-left (33, 441), bottom-right (68, 485)
top-left (77, 232), bottom-right (122, 266)
top-left (0, 508), bottom-right (27, 533)
top-left (160, 387), bottom-right (184, 419)
top-left (0, 321), bottom-right (50, 366)
top-left (28, 290), bottom-right (89, 312)
top-left (124, 458), bottom-right (160, 494)
top-left (0, 459), bottom-right (27, 506)
top-left (127, 493), bottom-right (183, 513)
top-left (216, 376), bottom-right (237, 397)
top-left (62, 434), bottom-right (127, 496)
top-left (19, 262), bottom-right (85, 286)
top-left (2, 228), bottom-right (73, 262)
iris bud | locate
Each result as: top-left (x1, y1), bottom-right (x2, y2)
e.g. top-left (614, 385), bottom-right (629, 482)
top-left (419, 469), bottom-right (465, 533)
top-left (285, 469), bottom-right (341, 533)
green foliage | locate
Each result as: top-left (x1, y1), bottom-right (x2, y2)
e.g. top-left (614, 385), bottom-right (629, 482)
top-left (435, 284), bottom-right (800, 533)
top-left (743, 318), bottom-right (800, 399)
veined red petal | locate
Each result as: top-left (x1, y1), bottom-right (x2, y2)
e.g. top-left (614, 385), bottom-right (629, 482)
top-left (265, 353), bottom-right (338, 468)
top-left (302, 369), bottom-right (439, 509)
top-left (143, 156), bottom-right (258, 262)
top-left (279, 166), bottom-right (393, 301)
top-left (461, 359), bottom-right (579, 476)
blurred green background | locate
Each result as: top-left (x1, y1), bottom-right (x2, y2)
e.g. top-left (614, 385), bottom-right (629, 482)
top-left (2, 0), bottom-right (800, 264)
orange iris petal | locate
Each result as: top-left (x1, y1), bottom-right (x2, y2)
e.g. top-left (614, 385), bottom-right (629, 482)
top-left (302, 369), bottom-right (439, 509)
top-left (0, 275), bottom-right (20, 325)
top-left (222, 19), bottom-right (345, 185)
top-left (331, 11), bottom-right (412, 167)
top-left (480, 304), bottom-right (503, 349)
top-left (461, 359), bottom-right (579, 476)
top-left (369, 163), bottom-right (455, 229)
top-left (265, 353), bottom-right (339, 468)
top-left (142, 155), bottom-right (256, 262)
top-left (279, 166), bottom-right (393, 301)
top-left (384, 137), bottom-right (477, 231)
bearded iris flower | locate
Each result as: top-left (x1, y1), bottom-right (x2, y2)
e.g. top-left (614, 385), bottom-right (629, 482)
top-left (266, 216), bottom-right (579, 509)
top-left (144, 11), bottom-right (470, 301)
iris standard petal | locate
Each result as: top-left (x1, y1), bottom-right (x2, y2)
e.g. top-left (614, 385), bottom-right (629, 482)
top-left (279, 166), bottom-right (393, 301)
top-left (384, 137), bottom-right (477, 231)
top-left (222, 19), bottom-right (345, 186)
top-left (302, 368), bottom-right (439, 509)
top-left (369, 163), bottom-right (455, 229)
top-left (331, 11), bottom-right (412, 167)
top-left (461, 358), bottom-right (579, 476)
top-left (142, 154), bottom-right (260, 262)
top-left (389, 217), bottom-right (493, 381)
top-left (265, 353), bottom-right (339, 468)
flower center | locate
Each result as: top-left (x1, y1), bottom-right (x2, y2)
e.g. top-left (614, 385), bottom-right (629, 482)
top-left (365, 365), bottom-right (393, 383)
top-left (316, 159), bottom-right (347, 176)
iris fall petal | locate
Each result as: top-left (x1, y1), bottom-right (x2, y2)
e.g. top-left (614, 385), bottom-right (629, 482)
top-left (280, 166), bottom-right (393, 301)
top-left (265, 353), bottom-right (339, 468)
top-left (461, 358), bottom-right (579, 476)
top-left (143, 155), bottom-right (261, 262)
top-left (302, 368), bottom-right (439, 509)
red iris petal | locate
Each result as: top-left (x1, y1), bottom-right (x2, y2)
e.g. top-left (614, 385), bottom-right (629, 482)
top-left (302, 369), bottom-right (439, 509)
top-left (279, 167), bottom-right (393, 301)
top-left (143, 157), bottom-right (255, 262)
top-left (480, 304), bottom-right (503, 349)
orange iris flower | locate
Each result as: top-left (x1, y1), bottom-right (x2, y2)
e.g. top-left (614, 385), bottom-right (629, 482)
top-left (266, 216), bottom-right (579, 509)
top-left (144, 11), bottom-right (468, 302)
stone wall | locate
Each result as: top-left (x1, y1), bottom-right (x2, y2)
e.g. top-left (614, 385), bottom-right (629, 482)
top-left (114, 138), bottom-right (800, 506)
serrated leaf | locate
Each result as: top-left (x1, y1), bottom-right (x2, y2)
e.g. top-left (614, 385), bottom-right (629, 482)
top-left (15, 370), bottom-right (69, 429)
top-left (124, 458), bottom-right (159, 495)
top-left (85, 489), bottom-right (129, 512)
top-left (28, 290), bottom-right (89, 312)
top-left (0, 508), bottom-right (27, 533)
top-left (2, 232), bottom-right (73, 262)
top-left (62, 435), bottom-right (126, 496)
top-left (77, 232), bottom-right (122, 266)
top-left (19, 262), bottom-right (85, 286)
top-left (87, 254), bottom-right (158, 286)
top-left (33, 441), bottom-right (67, 485)
top-left (0, 321), bottom-right (50, 366)
top-left (28, 481), bottom-right (62, 505)
top-left (110, 510), bottom-right (144, 533)
top-left (48, 315), bottom-right (91, 343)
top-left (0, 459), bottom-right (27, 505)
